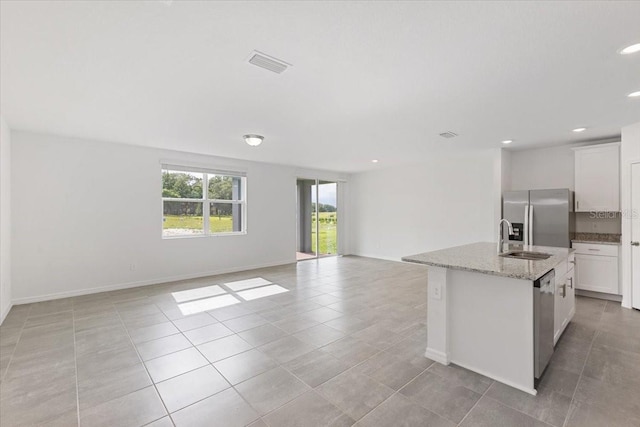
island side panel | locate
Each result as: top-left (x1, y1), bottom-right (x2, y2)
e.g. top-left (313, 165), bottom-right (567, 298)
top-left (448, 269), bottom-right (536, 395)
top-left (425, 266), bottom-right (450, 364)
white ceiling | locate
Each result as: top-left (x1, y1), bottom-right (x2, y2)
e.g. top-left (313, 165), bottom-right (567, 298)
top-left (1, 1), bottom-right (639, 173)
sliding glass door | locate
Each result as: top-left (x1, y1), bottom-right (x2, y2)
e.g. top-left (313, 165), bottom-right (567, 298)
top-left (296, 179), bottom-right (338, 260)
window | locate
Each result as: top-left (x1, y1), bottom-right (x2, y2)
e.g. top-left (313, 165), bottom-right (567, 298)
top-left (162, 165), bottom-right (246, 238)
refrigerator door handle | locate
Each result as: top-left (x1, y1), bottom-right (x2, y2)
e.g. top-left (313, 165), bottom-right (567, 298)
top-left (523, 204), bottom-right (529, 246)
top-left (529, 204), bottom-right (534, 246)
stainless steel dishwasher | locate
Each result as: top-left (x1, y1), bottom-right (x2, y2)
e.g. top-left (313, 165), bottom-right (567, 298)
top-left (534, 269), bottom-right (555, 379)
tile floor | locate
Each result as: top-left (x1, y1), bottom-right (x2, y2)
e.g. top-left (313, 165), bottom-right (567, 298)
top-left (1, 256), bottom-right (639, 426)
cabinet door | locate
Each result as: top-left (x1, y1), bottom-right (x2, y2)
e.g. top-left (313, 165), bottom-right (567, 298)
top-left (575, 144), bottom-right (620, 212)
top-left (566, 268), bottom-right (575, 321)
top-left (575, 254), bottom-right (619, 294)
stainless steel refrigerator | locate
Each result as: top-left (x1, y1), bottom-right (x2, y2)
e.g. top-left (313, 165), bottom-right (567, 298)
top-left (503, 189), bottom-right (574, 248)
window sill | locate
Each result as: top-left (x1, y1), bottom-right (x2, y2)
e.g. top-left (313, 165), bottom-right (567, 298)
top-left (162, 232), bottom-right (247, 240)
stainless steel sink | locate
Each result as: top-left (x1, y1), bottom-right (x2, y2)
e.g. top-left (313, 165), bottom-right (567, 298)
top-left (499, 250), bottom-right (552, 260)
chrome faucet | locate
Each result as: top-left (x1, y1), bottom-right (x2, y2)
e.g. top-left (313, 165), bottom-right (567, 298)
top-left (498, 219), bottom-right (514, 254)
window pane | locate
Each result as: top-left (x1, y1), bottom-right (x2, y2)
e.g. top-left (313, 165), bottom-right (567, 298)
top-left (163, 201), bottom-right (204, 236)
top-left (208, 175), bottom-right (241, 200)
top-left (209, 202), bottom-right (242, 233)
top-left (162, 170), bottom-right (203, 199)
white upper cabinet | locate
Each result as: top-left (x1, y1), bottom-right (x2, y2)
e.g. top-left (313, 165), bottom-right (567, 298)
top-left (573, 142), bottom-right (620, 212)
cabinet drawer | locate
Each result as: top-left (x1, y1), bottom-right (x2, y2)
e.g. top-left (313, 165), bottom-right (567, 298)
top-left (568, 253), bottom-right (575, 273)
top-left (572, 243), bottom-right (619, 257)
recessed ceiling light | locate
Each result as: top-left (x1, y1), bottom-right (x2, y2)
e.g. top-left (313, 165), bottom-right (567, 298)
top-left (620, 43), bottom-right (640, 55)
top-left (572, 127), bottom-right (587, 133)
top-left (371, 159), bottom-right (379, 163)
top-left (628, 91), bottom-right (640, 98)
top-left (243, 134), bottom-right (264, 146)
top-left (501, 140), bottom-right (513, 144)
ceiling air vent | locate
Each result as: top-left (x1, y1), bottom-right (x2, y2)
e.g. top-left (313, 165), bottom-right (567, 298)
top-left (439, 131), bottom-right (458, 139)
top-left (247, 50), bottom-right (291, 74)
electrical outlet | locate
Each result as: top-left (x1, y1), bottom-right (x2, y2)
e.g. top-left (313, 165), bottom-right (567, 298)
top-left (129, 263), bottom-right (137, 271)
top-left (433, 283), bottom-right (442, 300)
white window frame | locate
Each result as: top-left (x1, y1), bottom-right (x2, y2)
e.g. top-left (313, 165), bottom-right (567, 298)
top-left (161, 164), bottom-right (247, 239)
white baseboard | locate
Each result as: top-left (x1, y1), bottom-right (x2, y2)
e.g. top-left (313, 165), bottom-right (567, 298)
top-left (0, 302), bottom-right (13, 325)
top-left (425, 348), bottom-right (450, 365)
top-left (576, 289), bottom-right (623, 303)
top-left (348, 252), bottom-right (403, 263)
top-left (11, 259), bottom-right (295, 306)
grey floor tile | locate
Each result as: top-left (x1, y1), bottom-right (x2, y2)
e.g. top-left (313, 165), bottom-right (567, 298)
top-left (293, 324), bottom-right (346, 347)
top-left (145, 417), bottom-right (175, 427)
top-left (356, 393), bottom-right (455, 427)
top-left (384, 337), bottom-right (433, 369)
top-left (350, 324), bottom-right (404, 349)
top-left (582, 344), bottom-right (640, 386)
top-left (79, 386), bottom-right (166, 427)
top-left (460, 396), bottom-right (549, 427)
top-left (183, 322), bottom-right (234, 345)
top-left (129, 321), bottom-right (180, 344)
top-left (208, 304), bottom-right (253, 321)
top-left (564, 400), bottom-right (640, 427)
top-left (284, 349), bottom-right (351, 387)
top-left (222, 313), bottom-right (269, 333)
top-left (238, 323), bottom-right (287, 347)
top-left (258, 335), bottom-right (315, 363)
top-left (136, 333), bottom-right (193, 361)
top-left (324, 315), bottom-right (370, 334)
top-left (321, 336), bottom-right (380, 366)
top-left (24, 311), bottom-right (73, 328)
top-left (172, 313), bottom-right (218, 332)
top-left (235, 367), bottom-right (310, 415)
top-left (214, 348), bottom-right (277, 385)
top-left (352, 350), bottom-right (426, 390)
top-left (197, 334), bottom-right (253, 363)
top-left (400, 371), bottom-right (481, 424)
top-left (573, 374), bottom-right (640, 421)
top-left (145, 347), bottom-right (208, 383)
top-left (76, 345), bottom-right (141, 381)
top-left (428, 363), bottom-right (493, 394)
top-left (301, 307), bottom-right (343, 323)
top-left (272, 315), bottom-right (319, 334)
top-left (171, 388), bottom-right (259, 427)
top-left (78, 362), bottom-right (151, 411)
top-left (263, 390), bottom-right (353, 427)
top-left (592, 330), bottom-right (640, 354)
top-left (317, 369), bottom-right (394, 421)
top-left (156, 365), bottom-right (229, 412)
top-left (484, 369), bottom-right (574, 427)
top-left (0, 365), bottom-right (78, 426)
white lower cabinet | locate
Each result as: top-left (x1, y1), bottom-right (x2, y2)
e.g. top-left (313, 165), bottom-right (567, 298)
top-left (573, 243), bottom-right (620, 294)
top-left (554, 255), bottom-right (575, 345)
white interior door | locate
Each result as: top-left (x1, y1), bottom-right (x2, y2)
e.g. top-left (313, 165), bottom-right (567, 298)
top-left (632, 163), bottom-right (640, 309)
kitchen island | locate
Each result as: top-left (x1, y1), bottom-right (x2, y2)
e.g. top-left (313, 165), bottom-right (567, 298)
top-left (402, 242), bottom-right (575, 395)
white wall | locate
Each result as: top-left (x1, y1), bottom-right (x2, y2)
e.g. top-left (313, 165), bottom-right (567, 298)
top-left (0, 117), bottom-right (12, 322)
top-left (621, 121), bottom-right (640, 308)
top-left (11, 131), bottom-right (346, 303)
top-left (349, 148), bottom-right (498, 260)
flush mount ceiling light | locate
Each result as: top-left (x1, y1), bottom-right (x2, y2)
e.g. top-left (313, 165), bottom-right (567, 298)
top-left (572, 127), bottom-right (587, 133)
top-left (620, 43), bottom-right (640, 55)
top-left (628, 91), bottom-right (640, 98)
top-left (501, 140), bottom-right (513, 144)
top-left (243, 134), bottom-right (264, 146)
top-left (371, 159), bottom-right (379, 163)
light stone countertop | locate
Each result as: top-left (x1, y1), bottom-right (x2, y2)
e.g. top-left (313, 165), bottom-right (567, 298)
top-left (402, 242), bottom-right (575, 281)
top-left (571, 239), bottom-right (621, 246)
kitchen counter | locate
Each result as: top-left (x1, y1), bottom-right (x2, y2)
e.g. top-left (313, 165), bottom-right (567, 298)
top-left (402, 242), bottom-right (574, 281)
top-left (403, 241), bottom-right (574, 396)
top-left (571, 232), bottom-right (621, 245)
